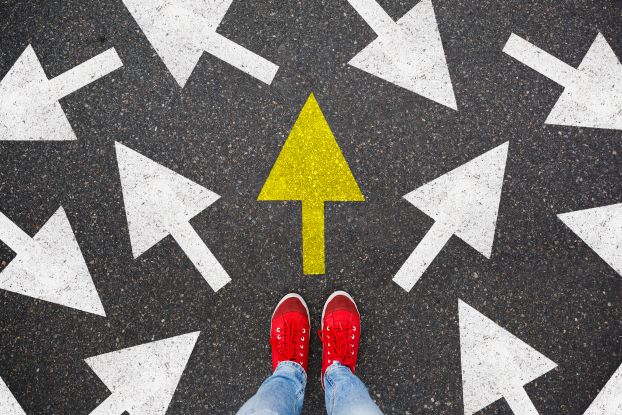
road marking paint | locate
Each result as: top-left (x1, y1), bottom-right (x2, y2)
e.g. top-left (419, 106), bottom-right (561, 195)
top-left (459, 300), bottom-right (556, 415)
top-left (86, 332), bottom-right (200, 415)
top-left (394, 142), bottom-right (508, 292)
top-left (558, 203), bottom-right (622, 277)
top-left (116, 142), bottom-right (230, 292)
top-left (0, 377), bottom-right (25, 415)
top-left (123, 0), bottom-right (279, 87)
top-left (0, 46), bottom-right (122, 141)
top-left (348, 0), bottom-right (457, 110)
top-left (504, 33), bottom-right (622, 130)
top-left (0, 207), bottom-right (105, 316)
top-left (258, 93), bottom-right (365, 275)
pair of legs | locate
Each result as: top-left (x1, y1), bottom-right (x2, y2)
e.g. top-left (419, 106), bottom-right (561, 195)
top-left (237, 361), bottom-right (381, 415)
top-left (237, 292), bottom-right (383, 415)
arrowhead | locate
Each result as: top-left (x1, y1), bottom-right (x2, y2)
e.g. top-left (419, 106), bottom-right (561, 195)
top-left (349, 0), bottom-right (457, 110)
top-left (85, 332), bottom-right (200, 415)
top-left (459, 300), bottom-right (557, 415)
top-left (258, 93), bottom-right (364, 202)
top-left (404, 142), bottom-right (508, 258)
top-left (0, 377), bottom-right (25, 415)
top-left (558, 203), bottom-right (622, 276)
top-left (0, 207), bottom-right (105, 316)
top-left (116, 142), bottom-right (220, 258)
top-left (0, 45), bottom-right (75, 141)
top-left (583, 363), bottom-right (622, 415)
top-left (122, 0), bottom-right (234, 87)
top-left (546, 33), bottom-right (622, 129)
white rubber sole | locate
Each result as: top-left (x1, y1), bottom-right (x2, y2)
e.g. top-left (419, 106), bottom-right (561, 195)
top-left (321, 290), bottom-right (359, 330)
top-left (271, 293), bottom-right (310, 327)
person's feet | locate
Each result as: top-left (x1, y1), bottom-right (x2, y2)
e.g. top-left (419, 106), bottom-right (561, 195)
top-left (319, 291), bottom-right (361, 383)
top-left (270, 293), bottom-right (311, 372)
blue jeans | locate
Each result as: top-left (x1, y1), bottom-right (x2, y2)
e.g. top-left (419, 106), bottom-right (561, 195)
top-left (237, 361), bottom-right (384, 415)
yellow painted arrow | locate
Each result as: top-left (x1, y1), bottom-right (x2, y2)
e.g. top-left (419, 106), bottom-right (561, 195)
top-left (258, 93), bottom-right (365, 274)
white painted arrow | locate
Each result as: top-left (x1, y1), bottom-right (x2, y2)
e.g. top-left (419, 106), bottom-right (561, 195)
top-left (459, 300), bottom-right (557, 415)
top-left (0, 45), bottom-right (122, 141)
top-left (558, 203), bottom-right (622, 277)
top-left (347, 0), bottom-right (457, 110)
top-left (0, 376), bottom-right (25, 415)
top-left (503, 33), bottom-right (622, 130)
top-left (393, 142), bottom-right (508, 292)
top-left (583, 363), bottom-right (622, 414)
top-left (86, 331), bottom-right (200, 415)
top-left (0, 207), bottom-right (105, 315)
top-left (122, 0), bottom-right (279, 87)
top-left (116, 142), bottom-right (231, 292)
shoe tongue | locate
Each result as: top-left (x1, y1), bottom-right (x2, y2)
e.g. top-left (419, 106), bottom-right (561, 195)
top-left (328, 310), bottom-right (355, 328)
top-left (274, 315), bottom-right (309, 339)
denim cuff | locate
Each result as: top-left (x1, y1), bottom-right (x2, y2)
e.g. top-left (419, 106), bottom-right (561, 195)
top-left (324, 361), bottom-right (350, 385)
top-left (274, 361), bottom-right (307, 388)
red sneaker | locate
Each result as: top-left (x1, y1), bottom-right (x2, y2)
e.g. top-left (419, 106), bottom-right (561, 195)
top-left (270, 293), bottom-right (310, 372)
top-left (318, 291), bottom-right (361, 383)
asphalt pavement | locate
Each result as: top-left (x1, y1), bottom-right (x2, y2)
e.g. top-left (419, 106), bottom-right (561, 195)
top-left (0, 0), bottom-right (621, 414)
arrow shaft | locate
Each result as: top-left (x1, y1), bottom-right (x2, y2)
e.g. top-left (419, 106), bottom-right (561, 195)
top-left (347, 0), bottom-right (396, 37)
top-left (48, 48), bottom-right (123, 100)
top-left (170, 222), bottom-right (231, 292)
top-left (200, 33), bottom-right (279, 85)
top-left (503, 34), bottom-right (578, 88)
top-left (504, 386), bottom-right (540, 415)
top-left (301, 201), bottom-right (325, 274)
top-left (163, 5), bottom-right (278, 84)
top-left (0, 210), bottom-right (34, 254)
top-left (393, 219), bottom-right (455, 292)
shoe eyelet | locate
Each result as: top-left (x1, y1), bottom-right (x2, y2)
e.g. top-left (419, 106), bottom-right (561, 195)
top-left (351, 335), bottom-right (355, 340)
top-left (326, 326), bottom-right (330, 331)
top-left (302, 328), bottom-right (306, 334)
top-left (327, 351), bottom-right (330, 355)
top-left (352, 326), bottom-right (356, 332)
top-left (301, 337), bottom-right (305, 341)
top-left (300, 345), bottom-right (304, 349)
top-left (276, 328), bottom-right (281, 333)
top-left (351, 351), bottom-right (355, 355)
top-left (277, 335), bottom-right (281, 340)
